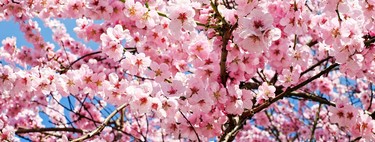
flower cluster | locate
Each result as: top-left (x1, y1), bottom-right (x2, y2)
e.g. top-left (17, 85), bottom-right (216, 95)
top-left (1, 0), bottom-right (375, 141)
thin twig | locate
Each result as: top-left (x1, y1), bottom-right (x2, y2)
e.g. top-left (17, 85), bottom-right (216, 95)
top-left (239, 82), bottom-right (335, 106)
top-left (72, 104), bottom-right (129, 142)
top-left (350, 137), bottom-right (362, 142)
top-left (288, 92), bottom-right (335, 106)
top-left (305, 1), bottom-right (313, 12)
top-left (15, 134), bottom-right (32, 141)
top-left (145, 114), bottom-right (149, 141)
top-left (11, 0), bottom-right (20, 4)
top-left (300, 56), bottom-right (332, 77)
top-left (265, 111), bottom-right (282, 142)
top-left (59, 51), bottom-right (102, 73)
top-left (368, 83), bottom-right (373, 111)
top-left (293, 34), bottom-right (298, 50)
top-left (134, 116), bottom-right (146, 141)
top-left (69, 51), bottom-right (102, 69)
top-left (179, 110), bottom-right (201, 142)
top-left (16, 127), bottom-right (83, 134)
top-left (67, 95), bottom-right (74, 110)
top-left (61, 41), bottom-right (71, 65)
top-left (364, 36), bottom-right (375, 47)
top-left (336, 3), bottom-right (342, 23)
top-left (309, 103), bottom-right (321, 142)
top-left (220, 63), bottom-right (339, 141)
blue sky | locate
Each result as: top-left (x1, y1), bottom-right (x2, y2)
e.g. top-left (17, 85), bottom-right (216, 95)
top-left (0, 18), bottom-right (99, 50)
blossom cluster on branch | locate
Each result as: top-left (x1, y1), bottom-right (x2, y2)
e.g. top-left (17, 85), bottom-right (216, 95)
top-left (1, 0), bottom-right (375, 141)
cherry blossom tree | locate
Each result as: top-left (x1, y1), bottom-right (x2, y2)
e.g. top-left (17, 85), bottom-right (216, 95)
top-left (1, 0), bottom-right (375, 141)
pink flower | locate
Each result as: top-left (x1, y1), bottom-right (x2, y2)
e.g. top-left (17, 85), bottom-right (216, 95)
top-left (218, 5), bottom-right (237, 25)
top-left (161, 80), bottom-right (185, 97)
top-left (0, 65), bottom-right (16, 95)
top-left (237, 34), bottom-right (266, 53)
top-left (350, 112), bottom-right (375, 140)
top-left (121, 52), bottom-right (151, 75)
top-left (209, 82), bottom-right (228, 104)
top-left (329, 100), bottom-right (358, 128)
top-left (65, 0), bottom-right (86, 18)
top-left (2, 37), bottom-right (17, 55)
top-left (257, 82), bottom-right (276, 101)
top-left (135, 10), bottom-right (158, 29)
top-left (235, 9), bottom-right (280, 53)
top-left (278, 65), bottom-right (301, 87)
top-left (168, 1), bottom-right (196, 35)
top-left (107, 25), bottom-right (127, 41)
top-left (225, 96), bottom-right (244, 115)
top-left (127, 85), bottom-right (152, 114)
top-left (100, 25), bottom-right (131, 61)
top-left (189, 91), bottom-right (213, 113)
top-left (242, 90), bottom-right (254, 109)
top-left (188, 32), bottom-right (212, 60)
top-left (238, 9), bottom-right (274, 37)
top-left (147, 62), bottom-right (171, 82)
top-left (124, 0), bottom-right (145, 20)
top-left (279, 10), bottom-right (306, 35)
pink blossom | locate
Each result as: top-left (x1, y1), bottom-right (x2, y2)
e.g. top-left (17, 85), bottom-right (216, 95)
top-left (161, 80), bottom-right (185, 97)
top-left (147, 62), bottom-right (171, 82)
top-left (257, 82), bottom-right (276, 101)
top-left (168, 1), bottom-right (196, 35)
top-left (2, 37), bottom-right (17, 55)
top-left (2, 0), bottom-right (375, 141)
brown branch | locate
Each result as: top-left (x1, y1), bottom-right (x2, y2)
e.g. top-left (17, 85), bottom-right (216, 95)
top-left (287, 92), bottom-right (335, 106)
top-left (219, 63), bottom-right (339, 141)
top-left (370, 111), bottom-right (375, 119)
top-left (364, 36), bottom-right (375, 47)
top-left (219, 26), bottom-right (231, 87)
top-left (179, 110), bottom-right (201, 142)
top-left (265, 111), bottom-right (282, 142)
top-left (134, 116), bottom-right (146, 140)
top-left (270, 73), bottom-right (278, 85)
top-left (59, 51), bottom-right (102, 73)
top-left (307, 40), bottom-right (318, 47)
top-left (212, 0), bottom-right (237, 87)
top-left (293, 34), bottom-right (297, 50)
top-left (300, 56), bottom-right (332, 77)
top-left (239, 83), bottom-right (336, 106)
top-left (239, 82), bottom-right (259, 90)
top-left (309, 103), bottom-right (322, 142)
top-left (336, 3), bottom-right (342, 23)
top-left (368, 83), bottom-right (373, 111)
top-left (68, 51), bottom-right (102, 69)
top-left (16, 127), bottom-right (83, 134)
top-left (72, 104), bottom-right (128, 142)
top-left (11, 0), bottom-right (20, 4)
top-left (305, 2), bottom-right (313, 12)
top-left (350, 137), bottom-right (362, 142)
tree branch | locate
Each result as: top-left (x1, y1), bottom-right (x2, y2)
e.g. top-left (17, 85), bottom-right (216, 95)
top-left (179, 110), bottom-right (201, 142)
top-left (307, 40), bottom-right (318, 47)
top-left (11, 0), bottom-right (20, 4)
top-left (368, 83), bottom-right (373, 111)
top-left (239, 83), bottom-right (336, 106)
top-left (16, 127), bottom-right (83, 134)
top-left (309, 103), bottom-right (322, 142)
top-left (265, 111), bottom-right (282, 142)
top-left (300, 56), bottom-right (332, 77)
top-left (59, 51), bottom-right (102, 73)
top-left (364, 36), bottom-right (375, 47)
top-left (72, 103), bottom-right (128, 142)
top-left (287, 92), bottom-right (335, 106)
top-left (220, 63), bottom-right (339, 141)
